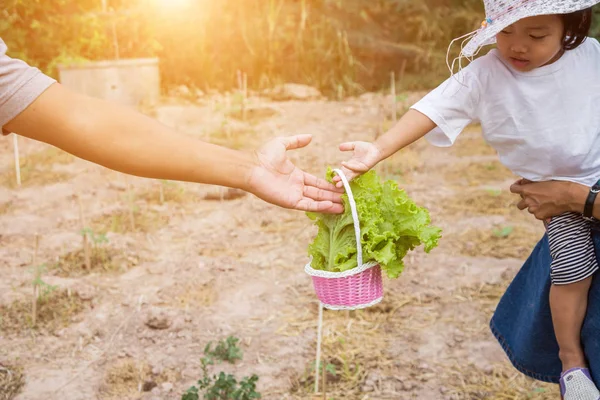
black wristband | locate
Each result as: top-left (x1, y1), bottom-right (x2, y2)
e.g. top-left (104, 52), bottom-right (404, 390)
top-left (584, 179), bottom-right (600, 219)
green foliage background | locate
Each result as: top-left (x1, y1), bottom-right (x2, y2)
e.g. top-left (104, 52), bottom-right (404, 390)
top-left (2, 0), bottom-right (600, 96)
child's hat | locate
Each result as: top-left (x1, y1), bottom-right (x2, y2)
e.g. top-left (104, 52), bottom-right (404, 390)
top-left (458, 0), bottom-right (600, 58)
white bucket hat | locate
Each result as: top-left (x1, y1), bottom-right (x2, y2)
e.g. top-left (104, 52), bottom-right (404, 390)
top-left (453, 0), bottom-right (600, 61)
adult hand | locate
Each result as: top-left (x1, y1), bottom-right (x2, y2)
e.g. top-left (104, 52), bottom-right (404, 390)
top-left (510, 178), bottom-right (588, 220)
top-left (246, 134), bottom-right (344, 213)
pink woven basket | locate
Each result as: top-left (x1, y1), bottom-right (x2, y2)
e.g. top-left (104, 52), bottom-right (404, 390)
top-left (305, 169), bottom-right (383, 310)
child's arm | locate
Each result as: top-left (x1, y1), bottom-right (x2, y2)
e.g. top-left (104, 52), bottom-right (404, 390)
top-left (334, 109), bottom-right (436, 186)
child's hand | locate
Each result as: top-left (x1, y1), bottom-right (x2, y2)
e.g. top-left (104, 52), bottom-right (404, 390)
top-left (333, 141), bottom-right (382, 187)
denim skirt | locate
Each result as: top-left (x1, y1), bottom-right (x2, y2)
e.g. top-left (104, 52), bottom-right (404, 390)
top-left (490, 226), bottom-right (600, 383)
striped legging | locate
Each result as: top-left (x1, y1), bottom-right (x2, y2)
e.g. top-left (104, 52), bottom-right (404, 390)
top-left (547, 212), bottom-right (599, 285)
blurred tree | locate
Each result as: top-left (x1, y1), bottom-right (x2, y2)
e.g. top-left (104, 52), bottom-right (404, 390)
top-left (1, 0), bottom-right (597, 96)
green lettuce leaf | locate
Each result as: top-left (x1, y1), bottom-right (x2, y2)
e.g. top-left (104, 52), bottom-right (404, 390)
top-left (307, 168), bottom-right (442, 279)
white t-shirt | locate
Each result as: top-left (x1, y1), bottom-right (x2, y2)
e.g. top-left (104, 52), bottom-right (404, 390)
top-left (411, 37), bottom-right (600, 186)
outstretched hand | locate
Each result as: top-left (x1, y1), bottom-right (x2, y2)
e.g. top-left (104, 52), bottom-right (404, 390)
top-left (246, 134), bottom-right (344, 213)
top-left (332, 141), bottom-right (382, 187)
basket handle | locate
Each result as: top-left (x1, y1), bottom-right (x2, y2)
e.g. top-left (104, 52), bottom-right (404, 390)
top-left (333, 169), bottom-right (363, 266)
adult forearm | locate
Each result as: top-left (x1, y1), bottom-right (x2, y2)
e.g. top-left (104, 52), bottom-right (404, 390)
top-left (566, 182), bottom-right (600, 219)
top-left (6, 84), bottom-right (256, 190)
top-left (58, 99), bottom-right (256, 188)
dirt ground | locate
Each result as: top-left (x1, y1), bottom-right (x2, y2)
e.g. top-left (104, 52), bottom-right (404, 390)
top-left (0, 91), bottom-right (555, 400)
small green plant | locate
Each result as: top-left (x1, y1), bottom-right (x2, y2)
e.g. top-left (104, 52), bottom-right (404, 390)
top-left (230, 92), bottom-right (245, 113)
top-left (325, 364), bottom-right (336, 377)
top-left (52, 225), bottom-right (123, 277)
top-left (493, 226), bottom-right (514, 238)
top-left (485, 188), bottom-right (502, 197)
top-left (182, 359), bottom-right (260, 400)
top-left (29, 235), bottom-right (57, 327)
top-left (31, 264), bottom-right (58, 301)
top-left (80, 226), bottom-right (110, 269)
top-left (81, 227), bottom-right (109, 246)
top-left (204, 336), bottom-right (243, 364)
top-left (30, 262), bottom-right (58, 327)
top-left (309, 361), bottom-right (337, 377)
top-left (182, 337), bottom-right (261, 400)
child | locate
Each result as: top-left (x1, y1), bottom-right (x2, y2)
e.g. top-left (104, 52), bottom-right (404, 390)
top-left (335, 1), bottom-right (600, 399)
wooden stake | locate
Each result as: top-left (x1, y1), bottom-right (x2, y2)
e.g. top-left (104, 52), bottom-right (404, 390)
top-left (225, 95), bottom-right (232, 141)
top-left (300, 0), bottom-right (307, 31)
top-left (243, 72), bottom-right (248, 121)
top-left (31, 234), bottom-right (40, 327)
top-left (237, 70), bottom-right (247, 121)
top-left (322, 356), bottom-right (327, 400)
top-left (337, 84), bottom-right (344, 101)
top-left (13, 134), bottom-right (21, 187)
top-left (391, 71), bottom-right (397, 123)
top-left (400, 59), bottom-right (407, 86)
top-left (125, 176), bottom-right (136, 231)
top-left (314, 302), bottom-right (323, 393)
top-left (110, 18), bottom-right (120, 60)
top-left (77, 196), bottom-right (91, 270)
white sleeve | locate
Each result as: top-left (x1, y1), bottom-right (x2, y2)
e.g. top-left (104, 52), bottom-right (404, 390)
top-left (410, 68), bottom-right (481, 147)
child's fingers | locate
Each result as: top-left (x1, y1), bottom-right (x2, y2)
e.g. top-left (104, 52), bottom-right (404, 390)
top-left (332, 157), bottom-right (367, 188)
top-left (341, 160), bottom-right (369, 172)
top-left (335, 166), bottom-right (356, 186)
top-left (339, 142), bottom-right (357, 152)
top-left (333, 172), bottom-right (344, 188)
top-left (333, 174), bottom-right (345, 188)
top-left (333, 166), bottom-right (357, 188)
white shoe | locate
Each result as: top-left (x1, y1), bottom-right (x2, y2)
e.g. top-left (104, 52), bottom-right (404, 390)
top-left (560, 368), bottom-right (600, 400)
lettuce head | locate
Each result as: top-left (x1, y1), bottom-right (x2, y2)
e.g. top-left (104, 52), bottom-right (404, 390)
top-left (307, 168), bottom-right (441, 279)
